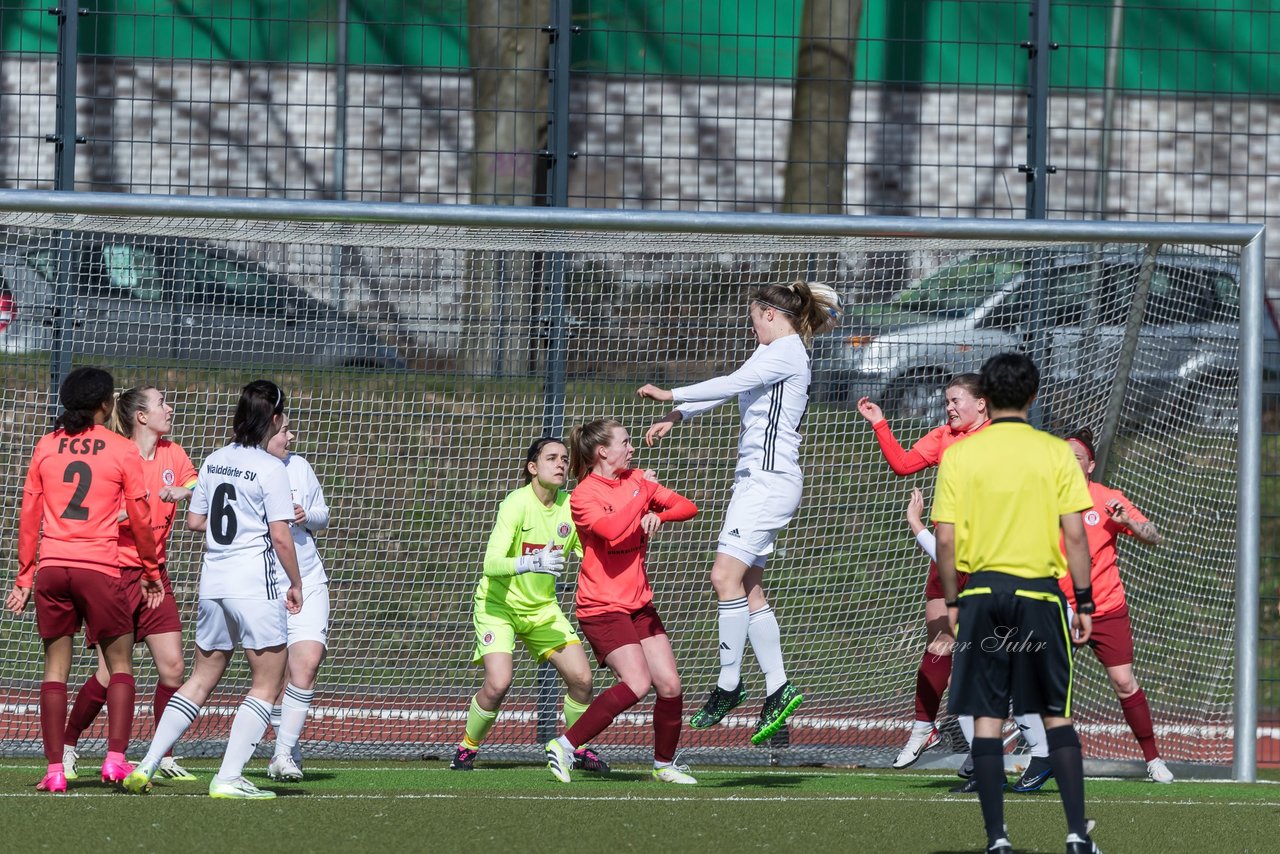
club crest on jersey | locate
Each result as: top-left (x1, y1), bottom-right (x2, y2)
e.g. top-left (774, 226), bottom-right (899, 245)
top-left (1084, 510), bottom-right (1101, 526)
top-left (162, 468), bottom-right (176, 486)
top-left (557, 522), bottom-right (571, 539)
top-left (482, 631), bottom-right (495, 646)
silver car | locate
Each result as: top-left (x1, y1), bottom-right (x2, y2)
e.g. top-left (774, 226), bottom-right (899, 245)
top-left (0, 236), bottom-right (404, 369)
top-left (811, 250), bottom-right (1246, 429)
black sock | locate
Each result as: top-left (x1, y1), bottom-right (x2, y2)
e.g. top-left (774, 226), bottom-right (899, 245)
top-left (971, 737), bottom-right (1006, 845)
top-left (1046, 724), bottom-right (1088, 837)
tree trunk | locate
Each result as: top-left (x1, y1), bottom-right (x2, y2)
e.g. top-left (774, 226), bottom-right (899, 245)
top-left (465, 0), bottom-right (550, 378)
top-left (781, 0), bottom-right (863, 282)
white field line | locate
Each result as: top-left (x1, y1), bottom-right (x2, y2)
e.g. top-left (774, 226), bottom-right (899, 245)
top-left (0, 703), bottom-right (1270, 740)
top-left (0, 790), bottom-right (1275, 807)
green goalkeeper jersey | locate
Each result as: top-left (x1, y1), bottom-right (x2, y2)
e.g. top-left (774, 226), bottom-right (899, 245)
top-left (475, 484), bottom-right (582, 614)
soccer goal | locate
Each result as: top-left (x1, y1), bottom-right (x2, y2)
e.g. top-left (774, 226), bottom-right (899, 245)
top-left (0, 191), bottom-right (1263, 780)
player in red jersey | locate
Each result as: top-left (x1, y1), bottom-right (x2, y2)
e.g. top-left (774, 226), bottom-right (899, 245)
top-left (61, 386), bottom-right (199, 783)
top-left (1059, 427), bottom-right (1173, 784)
top-left (5, 367), bottom-right (162, 793)
top-left (543, 418), bottom-right (698, 784)
top-left (857, 374), bottom-right (990, 768)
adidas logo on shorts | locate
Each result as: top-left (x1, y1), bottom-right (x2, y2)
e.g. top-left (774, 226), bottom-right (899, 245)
top-left (727, 528), bottom-right (740, 537)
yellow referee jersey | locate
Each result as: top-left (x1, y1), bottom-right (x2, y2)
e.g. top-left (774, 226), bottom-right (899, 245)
top-left (932, 419), bottom-right (1093, 579)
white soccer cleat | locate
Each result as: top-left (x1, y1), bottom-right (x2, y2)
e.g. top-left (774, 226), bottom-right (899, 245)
top-left (267, 754), bottom-right (304, 782)
top-left (62, 745), bottom-right (79, 781)
top-left (1146, 757), bottom-right (1174, 784)
top-left (892, 725), bottom-right (941, 769)
top-left (157, 756), bottom-right (198, 781)
top-left (545, 738), bottom-right (572, 783)
top-left (209, 775), bottom-right (276, 800)
top-left (652, 763), bottom-right (697, 785)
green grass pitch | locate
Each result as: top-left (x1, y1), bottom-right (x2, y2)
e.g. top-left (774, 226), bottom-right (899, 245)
top-left (2, 761), bottom-right (1277, 853)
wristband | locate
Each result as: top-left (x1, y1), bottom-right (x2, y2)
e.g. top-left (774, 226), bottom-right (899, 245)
top-left (944, 599), bottom-right (958, 608)
top-left (1074, 586), bottom-right (1096, 615)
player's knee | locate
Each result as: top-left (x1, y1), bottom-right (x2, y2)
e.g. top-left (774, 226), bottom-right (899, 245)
top-left (926, 635), bottom-right (955, 656)
top-left (1112, 675), bottom-right (1139, 697)
top-left (653, 674), bottom-right (681, 697)
top-left (565, 670), bottom-right (592, 698)
top-left (622, 676), bottom-right (652, 698)
top-left (481, 677), bottom-right (512, 704)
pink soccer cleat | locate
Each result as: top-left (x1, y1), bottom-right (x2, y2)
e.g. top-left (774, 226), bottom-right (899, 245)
top-left (101, 757), bottom-right (135, 784)
top-left (36, 770), bottom-right (68, 793)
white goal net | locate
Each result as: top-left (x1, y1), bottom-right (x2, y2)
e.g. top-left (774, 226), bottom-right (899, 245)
top-left (0, 201), bottom-right (1259, 770)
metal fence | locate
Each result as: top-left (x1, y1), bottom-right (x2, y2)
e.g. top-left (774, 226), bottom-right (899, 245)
top-left (0, 0), bottom-right (1278, 761)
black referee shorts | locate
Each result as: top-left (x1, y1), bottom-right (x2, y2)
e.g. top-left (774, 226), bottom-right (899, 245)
top-left (947, 571), bottom-right (1075, 720)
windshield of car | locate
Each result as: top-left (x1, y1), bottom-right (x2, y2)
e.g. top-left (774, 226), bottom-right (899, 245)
top-left (844, 257), bottom-right (1024, 327)
top-left (185, 248), bottom-right (302, 315)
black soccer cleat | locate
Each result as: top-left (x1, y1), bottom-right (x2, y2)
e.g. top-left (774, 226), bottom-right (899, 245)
top-left (751, 682), bottom-right (804, 745)
top-left (449, 746), bottom-right (477, 771)
top-left (1012, 756), bottom-right (1054, 793)
top-left (690, 683), bottom-right (747, 729)
top-left (1065, 832), bottom-right (1102, 854)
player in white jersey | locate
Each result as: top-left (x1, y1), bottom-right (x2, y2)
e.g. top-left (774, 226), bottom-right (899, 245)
top-left (261, 418), bottom-right (330, 782)
top-left (637, 280), bottom-right (840, 744)
top-left (125, 380), bottom-right (303, 800)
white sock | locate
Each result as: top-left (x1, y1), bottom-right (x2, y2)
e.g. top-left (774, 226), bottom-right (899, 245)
top-left (142, 691), bottom-right (201, 769)
top-left (716, 597), bottom-right (750, 691)
top-left (555, 734), bottom-right (574, 752)
top-left (217, 696), bottom-right (272, 781)
top-left (271, 703), bottom-right (283, 732)
top-left (1015, 713), bottom-right (1049, 759)
top-left (747, 606), bottom-right (787, 695)
top-left (653, 759), bottom-right (672, 770)
top-left (274, 684), bottom-right (314, 760)
top-left (912, 719), bottom-right (936, 735)
top-left (958, 715), bottom-right (975, 746)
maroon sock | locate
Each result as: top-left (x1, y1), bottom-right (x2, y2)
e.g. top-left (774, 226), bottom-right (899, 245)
top-left (154, 683), bottom-right (178, 756)
top-left (64, 674), bottom-right (109, 746)
top-left (653, 693), bottom-right (684, 764)
top-left (565, 683), bottom-right (640, 748)
top-left (914, 650), bottom-right (952, 721)
top-left (105, 673), bottom-right (136, 755)
top-left (1120, 688), bottom-right (1159, 762)
top-left (40, 681), bottom-right (68, 763)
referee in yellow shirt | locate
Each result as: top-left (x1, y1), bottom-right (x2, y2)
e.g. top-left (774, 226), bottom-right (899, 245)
top-left (933, 353), bottom-right (1100, 854)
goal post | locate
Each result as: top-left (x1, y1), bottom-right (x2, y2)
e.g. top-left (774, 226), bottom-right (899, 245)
top-left (0, 190), bottom-right (1263, 780)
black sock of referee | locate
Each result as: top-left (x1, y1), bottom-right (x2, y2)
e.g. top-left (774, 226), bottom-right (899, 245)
top-left (971, 736), bottom-right (1006, 845)
top-left (1046, 724), bottom-right (1088, 838)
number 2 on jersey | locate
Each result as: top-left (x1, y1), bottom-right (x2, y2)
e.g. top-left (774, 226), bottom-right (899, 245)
top-left (60, 461), bottom-right (92, 521)
top-left (211, 482), bottom-right (239, 545)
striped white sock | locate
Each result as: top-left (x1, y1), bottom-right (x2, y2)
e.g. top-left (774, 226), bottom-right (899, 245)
top-left (143, 691), bottom-right (201, 770)
top-left (716, 597), bottom-right (750, 691)
top-left (217, 696), bottom-right (273, 781)
top-left (274, 684), bottom-right (315, 760)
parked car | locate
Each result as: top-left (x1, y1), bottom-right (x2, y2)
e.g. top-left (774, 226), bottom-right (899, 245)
top-left (0, 236), bottom-right (405, 369)
top-left (811, 249), bottom-right (1255, 430)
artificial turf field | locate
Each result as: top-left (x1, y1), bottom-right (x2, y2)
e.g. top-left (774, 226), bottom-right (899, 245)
top-left (2, 761), bottom-right (1277, 853)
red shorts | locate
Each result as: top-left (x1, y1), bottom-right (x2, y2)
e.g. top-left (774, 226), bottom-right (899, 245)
top-left (34, 566), bottom-right (132, 642)
top-left (85, 565), bottom-right (183, 646)
top-left (1081, 606), bottom-right (1135, 668)
top-left (577, 603), bottom-right (667, 666)
top-left (925, 561), bottom-right (971, 601)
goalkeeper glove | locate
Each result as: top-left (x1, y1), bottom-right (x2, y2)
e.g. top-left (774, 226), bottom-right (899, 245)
top-left (515, 543), bottom-right (564, 578)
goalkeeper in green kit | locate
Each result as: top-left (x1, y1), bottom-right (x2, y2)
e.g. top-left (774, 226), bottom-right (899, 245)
top-left (450, 437), bottom-right (610, 774)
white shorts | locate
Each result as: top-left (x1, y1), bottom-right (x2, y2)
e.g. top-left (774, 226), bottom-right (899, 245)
top-left (287, 583), bottom-right (330, 648)
top-left (195, 597), bottom-right (289, 652)
top-left (717, 469), bottom-right (803, 567)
